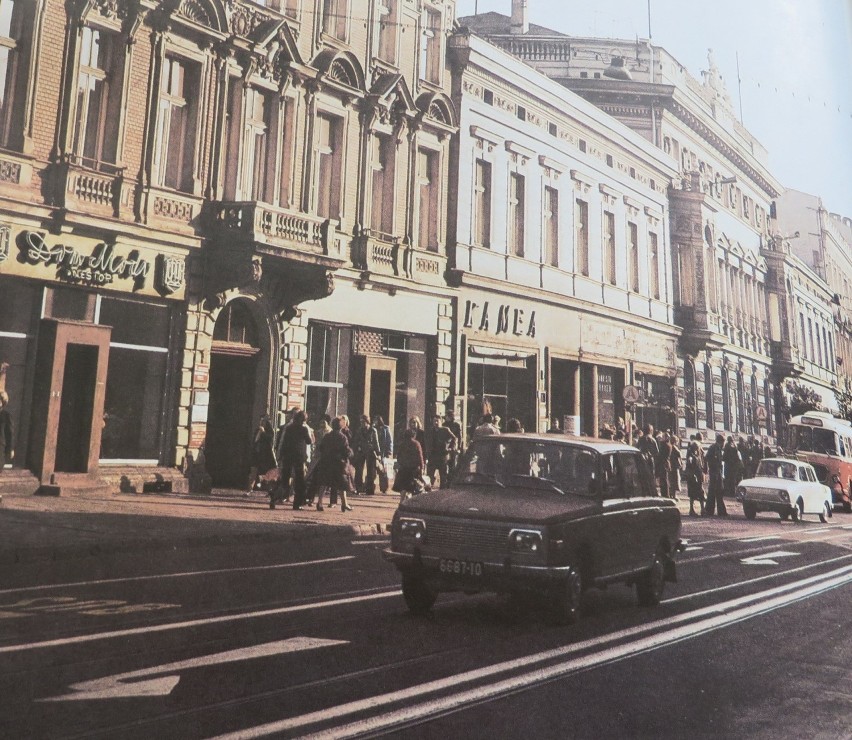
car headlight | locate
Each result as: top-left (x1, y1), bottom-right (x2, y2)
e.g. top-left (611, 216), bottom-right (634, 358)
top-left (736, 486), bottom-right (746, 500)
top-left (398, 518), bottom-right (426, 541)
top-left (777, 489), bottom-right (789, 502)
top-left (509, 529), bottom-right (543, 553)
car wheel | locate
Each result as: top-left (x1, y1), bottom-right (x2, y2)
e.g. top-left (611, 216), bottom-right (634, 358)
top-left (819, 501), bottom-right (832, 523)
top-left (791, 500), bottom-right (803, 523)
top-left (637, 552), bottom-right (665, 607)
top-left (779, 511), bottom-right (790, 521)
top-left (401, 575), bottom-right (437, 616)
top-left (844, 501), bottom-right (851, 514)
top-left (549, 567), bottom-right (582, 625)
top-left (743, 503), bottom-right (757, 520)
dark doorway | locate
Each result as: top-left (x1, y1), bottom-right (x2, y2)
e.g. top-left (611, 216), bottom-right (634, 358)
top-left (206, 353), bottom-right (258, 489)
top-left (55, 344), bottom-right (98, 473)
top-left (369, 369), bottom-right (392, 423)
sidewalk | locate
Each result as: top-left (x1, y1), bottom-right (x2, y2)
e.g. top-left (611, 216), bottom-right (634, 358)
top-left (0, 486), bottom-right (400, 565)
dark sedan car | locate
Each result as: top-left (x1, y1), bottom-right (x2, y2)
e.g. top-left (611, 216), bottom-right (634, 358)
top-left (385, 434), bottom-right (682, 623)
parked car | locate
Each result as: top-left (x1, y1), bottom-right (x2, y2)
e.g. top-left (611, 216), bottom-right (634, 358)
top-left (736, 458), bottom-right (833, 522)
top-left (384, 434), bottom-right (682, 623)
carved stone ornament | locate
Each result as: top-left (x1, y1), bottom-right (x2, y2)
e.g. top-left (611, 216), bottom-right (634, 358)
top-left (328, 59), bottom-right (357, 88)
top-left (229, 4), bottom-right (266, 38)
top-left (155, 254), bottom-right (186, 295)
top-left (0, 224), bottom-right (9, 265)
top-left (178, 0), bottom-right (215, 28)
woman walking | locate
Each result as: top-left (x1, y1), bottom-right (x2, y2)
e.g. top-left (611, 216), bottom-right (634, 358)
top-left (247, 414), bottom-right (276, 496)
top-left (393, 428), bottom-right (425, 504)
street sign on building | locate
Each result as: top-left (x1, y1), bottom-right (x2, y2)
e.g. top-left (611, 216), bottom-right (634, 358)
top-left (622, 385), bottom-right (642, 404)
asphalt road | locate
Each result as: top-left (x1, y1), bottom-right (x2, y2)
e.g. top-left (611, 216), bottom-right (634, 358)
top-left (3, 513), bottom-right (852, 739)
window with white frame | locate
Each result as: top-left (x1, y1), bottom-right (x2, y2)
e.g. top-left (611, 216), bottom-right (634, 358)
top-left (322, 0), bottom-right (348, 41)
top-left (375, 0), bottom-right (398, 65)
top-left (370, 132), bottom-right (395, 235)
top-left (153, 55), bottom-right (198, 192)
top-left (649, 231), bottom-right (660, 299)
top-left (315, 113), bottom-right (343, 219)
top-left (543, 185), bottom-right (558, 267)
top-left (73, 26), bottom-right (122, 168)
top-left (628, 221), bottom-right (639, 292)
top-left (417, 147), bottom-right (440, 251)
top-left (473, 158), bottom-right (492, 248)
top-left (603, 210), bottom-right (616, 284)
top-left (508, 172), bottom-right (525, 257)
top-left (419, 7), bottom-right (441, 84)
top-left (0, 0), bottom-right (26, 150)
top-left (575, 198), bottom-right (589, 276)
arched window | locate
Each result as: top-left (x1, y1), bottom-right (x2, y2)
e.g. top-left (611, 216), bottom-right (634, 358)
top-left (213, 300), bottom-right (259, 349)
top-left (704, 363), bottom-right (714, 431)
top-left (684, 361), bottom-right (697, 428)
top-left (721, 367), bottom-right (731, 431)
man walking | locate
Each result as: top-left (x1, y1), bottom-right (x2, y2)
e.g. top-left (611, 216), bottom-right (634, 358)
top-left (427, 414), bottom-right (457, 489)
top-left (704, 433), bottom-right (727, 516)
top-left (444, 409), bottom-right (463, 476)
top-left (278, 409), bottom-right (313, 510)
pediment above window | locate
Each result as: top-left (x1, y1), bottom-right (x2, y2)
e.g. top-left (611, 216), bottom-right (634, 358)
top-left (312, 49), bottom-right (365, 97)
top-left (415, 91), bottom-right (457, 136)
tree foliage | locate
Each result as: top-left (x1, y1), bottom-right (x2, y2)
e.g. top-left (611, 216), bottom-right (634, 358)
top-left (836, 379), bottom-right (852, 424)
top-left (782, 380), bottom-right (825, 419)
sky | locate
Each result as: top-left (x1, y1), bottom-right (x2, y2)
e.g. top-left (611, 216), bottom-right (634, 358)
top-left (456, 0), bottom-right (852, 217)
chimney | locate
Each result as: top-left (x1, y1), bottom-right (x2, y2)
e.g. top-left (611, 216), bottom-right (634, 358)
top-left (510, 0), bottom-right (529, 35)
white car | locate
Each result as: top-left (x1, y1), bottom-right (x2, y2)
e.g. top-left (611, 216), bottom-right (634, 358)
top-left (736, 458), bottom-right (833, 523)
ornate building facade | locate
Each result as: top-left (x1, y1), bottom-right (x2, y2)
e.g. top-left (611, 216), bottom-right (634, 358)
top-left (0, 0), bottom-right (458, 492)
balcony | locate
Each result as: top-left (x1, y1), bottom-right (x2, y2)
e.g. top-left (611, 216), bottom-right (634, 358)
top-left (770, 340), bottom-right (804, 378)
top-left (352, 231), bottom-right (446, 286)
top-left (205, 201), bottom-right (345, 268)
top-left (674, 304), bottom-right (726, 356)
top-left (46, 161), bottom-right (131, 218)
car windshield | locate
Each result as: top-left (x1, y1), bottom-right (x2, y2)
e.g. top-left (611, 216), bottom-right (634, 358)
top-left (756, 460), bottom-right (798, 480)
top-left (453, 438), bottom-right (598, 496)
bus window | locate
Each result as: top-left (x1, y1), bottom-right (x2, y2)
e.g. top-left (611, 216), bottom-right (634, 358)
top-left (812, 429), bottom-right (837, 455)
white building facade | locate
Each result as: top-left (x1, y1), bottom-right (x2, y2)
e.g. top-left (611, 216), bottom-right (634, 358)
top-left (447, 31), bottom-right (679, 438)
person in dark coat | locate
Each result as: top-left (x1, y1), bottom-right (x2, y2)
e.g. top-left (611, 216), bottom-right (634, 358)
top-left (656, 433), bottom-right (672, 498)
top-left (247, 414), bottom-right (276, 495)
top-left (444, 409), bottom-right (464, 475)
top-left (685, 440), bottom-right (705, 516)
top-left (427, 414), bottom-right (457, 489)
top-left (278, 409), bottom-right (313, 510)
top-left (705, 434), bottom-right (727, 516)
top-left (723, 435), bottom-right (743, 500)
top-left (0, 391), bottom-right (13, 472)
top-left (637, 424), bottom-right (660, 490)
top-left (352, 415), bottom-right (381, 495)
top-left (394, 428), bottom-right (425, 502)
top-left (314, 417), bottom-right (353, 512)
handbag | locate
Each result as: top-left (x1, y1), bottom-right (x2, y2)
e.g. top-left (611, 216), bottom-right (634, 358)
top-left (377, 459), bottom-right (389, 493)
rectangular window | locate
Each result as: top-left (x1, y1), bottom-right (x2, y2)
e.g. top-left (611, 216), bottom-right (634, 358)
top-left (154, 56), bottom-right (198, 192)
top-left (628, 221), bottom-right (639, 292)
top-left (419, 8), bottom-right (441, 84)
top-left (543, 185), bottom-right (558, 267)
top-left (0, 0), bottom-right (27, 150)
top-left (508, 172), bottom-right (525, 257)
top-left (376, 0), bottom-right (398, 64)
top-left (575, 198), bottom-right (588, 276)
top-left (370, 133), bottom-right (395, 235)
top-left (473, 158), bottom-right (491, 248)
top-left (322, 0), bottom-right (348, 40)
top-left (242, 87), bottom-right (274, 202)
top-left (603, 210), bottom-right (616, 284)
top-left (417, 147), bottom-right (440, 251)
top-left (649, 232), bottom-right (660, 299)
top-left (73, 26), bottom-right (122, 168)
top-left (315, 113), bottom-right (342, 219)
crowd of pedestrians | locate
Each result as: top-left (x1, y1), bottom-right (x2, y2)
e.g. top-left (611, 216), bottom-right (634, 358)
top-left (247, 404), bottom-right (771, 517)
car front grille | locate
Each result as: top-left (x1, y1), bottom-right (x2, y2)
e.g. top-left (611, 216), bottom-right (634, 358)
top-left (745, 487), bottom-right (785, 503)
top-left (426, 519), bottom-right (511, 557)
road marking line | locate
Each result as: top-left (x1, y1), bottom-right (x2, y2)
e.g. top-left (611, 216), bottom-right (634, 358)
top-left (800, 528), bottom-right (833, 535)
top-left (741, 550), bottom-right (799, 566)
top-left (663, 553), bottom-right (852, 604)
top-left (0, 589), bottom-right (399, 654)
top-left (684, 546), bottom-right (703, 551)
top-left (209, 565), bottom-right (852, 739)
top-left (740, 536), bottom-right (782, 543)
top-left (39, 637), bottom-right (348, 702)
top-left (0, 556), bottom-right (355, 596)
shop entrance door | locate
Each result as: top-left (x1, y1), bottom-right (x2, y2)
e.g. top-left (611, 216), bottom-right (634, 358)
top-left (28, 319), bottom-right (111, 482)
top-left (352, 356), bottom-right (397, 433)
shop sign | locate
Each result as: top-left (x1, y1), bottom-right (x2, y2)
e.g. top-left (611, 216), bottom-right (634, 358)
top-left (463, 300), bottom-right (536, 338)
top-left (193, 364), bottom-right (210, 388)
top-left (1, 226), bottom-right (186, 299)
top-left (288, 360), bottom-right (305, 397)
top-left (189, 424), bottom-right (207, 448)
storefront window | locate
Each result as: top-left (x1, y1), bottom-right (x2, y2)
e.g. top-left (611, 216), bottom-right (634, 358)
top-left (466, 351), bottom-right (536, 437)
top-left (305, 322), bottom-right (351, 424)
top-left (0, 276), bottom-right (37, 466)
top-left (98, 296), bottom-right (172, 461)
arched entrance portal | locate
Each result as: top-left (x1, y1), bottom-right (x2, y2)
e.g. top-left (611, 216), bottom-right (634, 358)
top-left (206, 301), bottom-right (265, 488)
